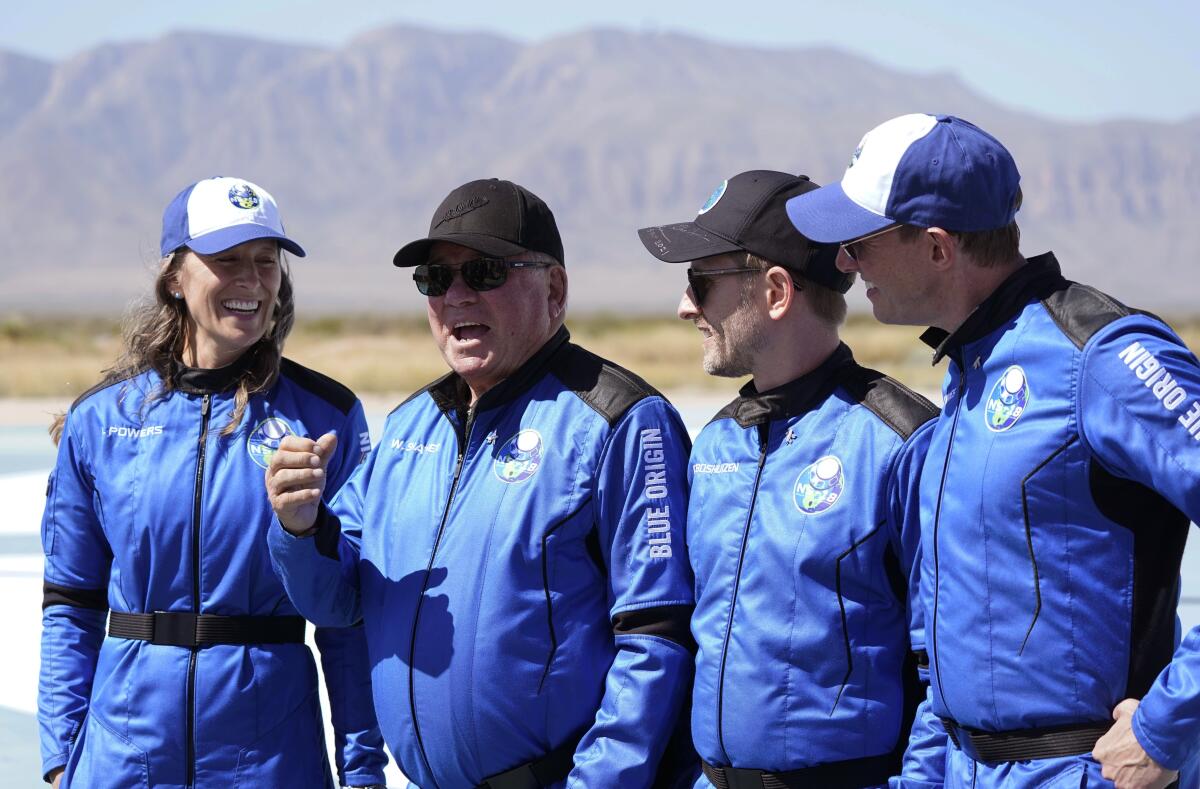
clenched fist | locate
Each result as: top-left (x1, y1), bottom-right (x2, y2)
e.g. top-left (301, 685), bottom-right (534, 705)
top-left (266, 432), bottom-right (338, 535)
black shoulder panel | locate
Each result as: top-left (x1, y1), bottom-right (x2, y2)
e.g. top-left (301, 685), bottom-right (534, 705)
top-left (839, 365), bottom-right (938, 440)
top-left (1040, 282), bottom-right (1138, 351)
top-left (549, 343), bottom-right (663, 427)
top-left (708, 394), bottom-right (745, 426)
top-left (391, 372), bottom-right (456, 418)
top-left (70, 371), bottom-right (138, 412)
top-left (280, 358), bottom-right (358, 415)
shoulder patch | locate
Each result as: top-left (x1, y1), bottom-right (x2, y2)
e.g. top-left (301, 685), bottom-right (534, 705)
top-left (1040, 282), bottom-right (1145, 350)
top-left (279, 358), bottom-right (358, 415)
top-left (838, 364), bottom-right (938, 439)
top-left (549, 343), bottom-right (662, 426)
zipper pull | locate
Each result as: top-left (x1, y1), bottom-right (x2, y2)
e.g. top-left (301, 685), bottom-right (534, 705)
top-left (200, 394), bottom-right (211, 417)
top-left (784, 428), bottom-right (796, 445)
top-left (485, 430), bottom-right (498, 445)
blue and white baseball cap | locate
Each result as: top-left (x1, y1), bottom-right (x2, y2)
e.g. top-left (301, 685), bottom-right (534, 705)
top-left (160, 176), bottom-right (306, 258)
top-left (786, 114), bottom-right (1021, 243)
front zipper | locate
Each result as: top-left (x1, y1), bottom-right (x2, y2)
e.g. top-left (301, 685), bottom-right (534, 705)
top-left (406, 408), bottom-right (475, 789)
top-left (715, 421), bottom-right (770, 764)
top-left (186, 394), bottom-right (211, 789)
top-left (930, 358), bottom-right (964, 719)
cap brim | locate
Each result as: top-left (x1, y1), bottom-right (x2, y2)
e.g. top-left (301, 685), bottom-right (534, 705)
top-left (636, 223), bottom-right (743, 264)
top-left (785, 183), bottom-right (893, 244)
top-left (392, 233), bottom-right (528, 267)
top-left (186, 224), bottom-right (306, 258)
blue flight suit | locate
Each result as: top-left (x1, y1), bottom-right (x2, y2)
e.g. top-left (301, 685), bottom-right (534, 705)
top-left (920, 253), bottom-right (1200, 785)
top-left (268, 328), bottom-right (696, 788)
top-left (687, 344), bottom-right (944, 788)
top-left (39, 357), bottom-right (387, 788)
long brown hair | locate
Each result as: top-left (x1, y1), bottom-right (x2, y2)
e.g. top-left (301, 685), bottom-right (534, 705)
top-left (50, 249), bottom-right (295, 445)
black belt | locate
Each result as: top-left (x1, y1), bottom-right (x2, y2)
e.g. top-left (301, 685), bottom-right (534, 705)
top-left (108, 611), bottom-right (306, 647)
top-left (939, 716), bottom-right (1111, 765)
top-left (476, 732), bottom-right (582, 789)
top-left (702, 754), bottom-right (896, 789)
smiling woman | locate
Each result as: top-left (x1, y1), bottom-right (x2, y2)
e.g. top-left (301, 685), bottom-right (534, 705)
top-left (37, 177), bottom-right (389, 788)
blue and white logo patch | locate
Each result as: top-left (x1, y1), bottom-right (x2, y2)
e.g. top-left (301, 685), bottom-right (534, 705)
top-left (247, 417), bottom-right (294, 469)
top-left (793, 455), bottom-right (844, 514)
top-left (228, 183), bottom-right (260, 209)
top-left (985, 365), bottom-right (1030, 432)
top-left (848, 142), bottom-right (864, 170)
top-left (697, 180), bottom-right (728, 215)
top-left (494, 429), bottom-right (543, 484)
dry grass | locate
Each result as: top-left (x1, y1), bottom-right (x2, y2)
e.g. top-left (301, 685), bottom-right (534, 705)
top-left (5, 312), bottom-right (1200, 403)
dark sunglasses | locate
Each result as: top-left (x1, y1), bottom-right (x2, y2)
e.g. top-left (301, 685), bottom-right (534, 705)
top-left (413, 257), bottom-right (555, 297)
top-left (685, 266), bottom-right (761, 307)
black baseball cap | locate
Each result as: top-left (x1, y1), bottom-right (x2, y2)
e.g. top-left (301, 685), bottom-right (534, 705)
top-left (638, 170), bottom-right (851, 293)
top-left (393, 178), bottom-right (565, 267)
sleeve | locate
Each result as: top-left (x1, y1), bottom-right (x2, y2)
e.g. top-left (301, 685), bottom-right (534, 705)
top-left (310, 401), bottom-right (389, 787)
top-left (566, 397), bottom-right (698, 788)
top-left (1077, 317), bottom-right (1200, 770)
top-left (268, 407), bottom-right (370, 628)
top-left (38, 411), bottom-right (113, 780)
top-left (886, 421), bottom-right (947, 788)
top-left (315, 624), bottom-right (388, 787)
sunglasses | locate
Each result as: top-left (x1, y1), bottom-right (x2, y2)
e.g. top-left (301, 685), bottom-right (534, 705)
top-left (685, 266), bottom-right (760, 307)
top-left (413, 258), bottom-right (555, 297)
top-left (840, 224), bottom-right (902, 264)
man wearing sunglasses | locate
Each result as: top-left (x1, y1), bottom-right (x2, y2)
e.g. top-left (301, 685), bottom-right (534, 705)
top-left (266, 178), bottom-right (696, 788)
top-left (787, 114), bottom-right (1200, 788)
top-left (638, 170), bottom-right (944, 788)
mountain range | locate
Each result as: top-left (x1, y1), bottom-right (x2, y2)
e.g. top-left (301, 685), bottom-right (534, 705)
top-left (1, 26), bottom-right (1197, 314)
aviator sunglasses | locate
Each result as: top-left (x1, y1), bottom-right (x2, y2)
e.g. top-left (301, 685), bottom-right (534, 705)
top-left (840, 224), bottom-right (901, 264)
top-left (685, 266), bottom-right (761, 307)
top-left (686, 264), bottom-right (808, 308)
top-left (413, 257), bottom-right (555, 297)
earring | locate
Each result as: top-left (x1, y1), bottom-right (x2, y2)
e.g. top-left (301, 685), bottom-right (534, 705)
top-left (172, 292), bottom-right (183, 300)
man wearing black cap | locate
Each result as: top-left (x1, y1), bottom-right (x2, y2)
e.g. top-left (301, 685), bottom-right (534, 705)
top-left (639, 170), bottom-right (945, 788)
top-left (266, 178), bottom-right (696, 788)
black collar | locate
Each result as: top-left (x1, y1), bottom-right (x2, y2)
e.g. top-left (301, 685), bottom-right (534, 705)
top-left (428, 326), bottom-right (571, 418)
top-left (171, 351), bottom-right (257, 395)
top-left (717, 343), bottom-right (856, 428)
top-left (920, 252), bottom-right (1067, 364)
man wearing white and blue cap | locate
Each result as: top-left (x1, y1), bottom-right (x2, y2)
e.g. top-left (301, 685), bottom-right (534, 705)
top-left (788, 114), bottom-right (1199, 788)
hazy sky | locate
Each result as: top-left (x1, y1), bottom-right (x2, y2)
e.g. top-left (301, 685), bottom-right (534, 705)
top-left (4, 1), bottom-right (1197, 123)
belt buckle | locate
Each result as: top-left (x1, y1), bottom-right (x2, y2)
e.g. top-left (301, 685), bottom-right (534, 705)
top-left (152, 611), bottom-right (198, 647)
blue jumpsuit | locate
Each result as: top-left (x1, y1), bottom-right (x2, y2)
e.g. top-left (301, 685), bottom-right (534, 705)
top-left (39, 357), bottom-right (388, 788)
top-left (687, 344), bottom-right (945, 788)
top-left (268, 328), bottom-right (697, 788)
top-left (920, 253), bottom-right (1200, 786)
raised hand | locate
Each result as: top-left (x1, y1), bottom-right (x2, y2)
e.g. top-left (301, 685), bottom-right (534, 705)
top-left (266, 432), bottom-right (338, 535)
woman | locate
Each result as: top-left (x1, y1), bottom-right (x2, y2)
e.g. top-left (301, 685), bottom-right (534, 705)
top-left (38, 177), bottom-right (388, 788)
